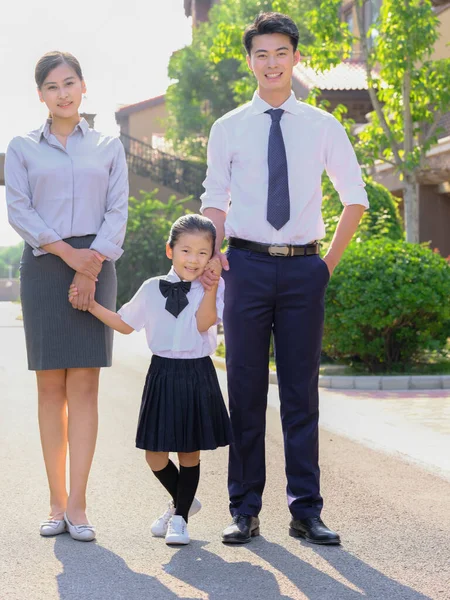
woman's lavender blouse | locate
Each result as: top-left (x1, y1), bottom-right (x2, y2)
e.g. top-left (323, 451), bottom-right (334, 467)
top-left (5, 118), bottom-right (129, 260)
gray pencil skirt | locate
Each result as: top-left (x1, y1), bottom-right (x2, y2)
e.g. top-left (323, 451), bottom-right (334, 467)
top-left (20, 235), bottom-right (117, 371)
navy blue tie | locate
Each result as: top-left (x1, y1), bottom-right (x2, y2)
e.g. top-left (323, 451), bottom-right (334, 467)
top-left (265, 109), bottom-right (290, 230)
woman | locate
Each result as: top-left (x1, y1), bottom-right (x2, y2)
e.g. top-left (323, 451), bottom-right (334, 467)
top-left (5, 51), bottom-right (128, 541)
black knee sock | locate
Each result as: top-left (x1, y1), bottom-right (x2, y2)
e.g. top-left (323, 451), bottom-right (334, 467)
top-left (152, 459), bottom-right (179, 506)
top-left (175, 463), bottom-right (200, 523)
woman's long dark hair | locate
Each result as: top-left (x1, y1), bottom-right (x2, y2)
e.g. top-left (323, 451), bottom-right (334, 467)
top-left (35, 51), bottom-right (83, 89)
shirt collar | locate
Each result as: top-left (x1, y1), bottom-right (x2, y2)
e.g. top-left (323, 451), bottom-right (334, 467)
top-left (166, 266), bottom-right (202, 288)
top-left (248, 90), bottom-right (302, 116)
top-left (39, 117), bottom-right (89, 141)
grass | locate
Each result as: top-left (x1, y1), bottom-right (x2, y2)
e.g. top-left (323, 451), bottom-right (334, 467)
top-left (216, 342), bottom-right (450, 376)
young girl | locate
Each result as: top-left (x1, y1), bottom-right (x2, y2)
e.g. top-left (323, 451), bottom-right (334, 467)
top-left (69, 214), bottom-right (230, 545)
top-left (5, 51), bottom-right (128, 542)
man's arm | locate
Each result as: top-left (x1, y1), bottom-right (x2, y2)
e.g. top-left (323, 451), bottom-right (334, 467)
top-left (323, 117), bottom-right (369, 274)
top-left (323, 205), bottom-right (366, 275)
top-left (203, 208), bottom-right (227, 257)
top-left (200, 119), bottom-right (232, 289)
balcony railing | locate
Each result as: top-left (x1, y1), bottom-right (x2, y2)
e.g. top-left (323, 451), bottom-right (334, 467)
top-left (120, 133), bottom-right (206, 199)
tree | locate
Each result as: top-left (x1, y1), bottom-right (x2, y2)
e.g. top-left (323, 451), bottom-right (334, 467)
top-left (166, 0), bottom-right (321, 160)
top-left (304, 0), bottom-right (450, 243)
top-left (115, 191), bottom-right (189, 307)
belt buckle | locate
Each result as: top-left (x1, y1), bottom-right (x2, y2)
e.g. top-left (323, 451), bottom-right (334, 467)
top-left (268, 244), bottom-right (290, 257)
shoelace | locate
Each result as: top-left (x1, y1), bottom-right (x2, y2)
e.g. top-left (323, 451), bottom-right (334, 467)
top-left (162, 502), bottom-right (175, 523)
top-left (168, 520), bottom-right (185, 534)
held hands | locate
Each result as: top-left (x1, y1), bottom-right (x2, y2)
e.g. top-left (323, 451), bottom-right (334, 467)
top-left (207, 256), bottom-right (223, 277)
top-left (68, 277), bottom-right (96, 311)
top-left (200, 252), bottom-right (228, 291)
top-left (64, 248), bottom-right (104, 281)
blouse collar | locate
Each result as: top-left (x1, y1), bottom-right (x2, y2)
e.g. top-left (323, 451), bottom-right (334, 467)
top-left (39, 117), bottom-right (89, 141)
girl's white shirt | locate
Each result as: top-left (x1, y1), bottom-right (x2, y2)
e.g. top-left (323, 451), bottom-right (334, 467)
top-left (118, 267), bottom-right (225, 359)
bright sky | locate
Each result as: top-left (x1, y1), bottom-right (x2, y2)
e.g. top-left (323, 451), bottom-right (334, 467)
top-left (0, 0), bottom-right (192, 247)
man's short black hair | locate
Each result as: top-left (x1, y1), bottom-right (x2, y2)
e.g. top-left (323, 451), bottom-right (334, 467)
top-left (243, 12), bottom-right (300, 55)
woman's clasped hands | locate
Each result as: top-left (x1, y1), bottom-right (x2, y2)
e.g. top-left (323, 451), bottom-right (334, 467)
top-left (67, 249), bottom-right (104, 311)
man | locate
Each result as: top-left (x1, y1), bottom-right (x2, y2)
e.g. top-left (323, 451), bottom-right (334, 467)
top-left (201, 12), bottom-right (369, 545)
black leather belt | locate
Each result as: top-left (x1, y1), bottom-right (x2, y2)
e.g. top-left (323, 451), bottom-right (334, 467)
top-left (228, 237), bottom-right (319, 257)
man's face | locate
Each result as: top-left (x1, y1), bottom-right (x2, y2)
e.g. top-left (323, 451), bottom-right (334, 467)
top-left (246, 33), bottom-right (300, 93)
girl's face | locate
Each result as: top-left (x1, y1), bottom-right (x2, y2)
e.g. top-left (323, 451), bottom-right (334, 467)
top-left (38, 63), bottom-right (86, 120)
top-left (166, 232), bottom-right (213, 281)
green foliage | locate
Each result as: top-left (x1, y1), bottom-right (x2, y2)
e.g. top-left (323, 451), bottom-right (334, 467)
top-left (306, 0), bottom-right (450, 174)
top-left (321, 176), bottom-right (403, 251)
top-left (166, 0), bottom-right (321, 159)
top-left (166, 25), bottom-right (240, 160)
top-left (323, 239), bottom-right (450, 371)
top-left (116, 191), bottom-right (190, 307)
top-left (0, 243), bottom-right (23, 278)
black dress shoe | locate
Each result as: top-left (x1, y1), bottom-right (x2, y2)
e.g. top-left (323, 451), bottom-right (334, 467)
top-left (222, 514), bottom-right (260, 544)
top-left (289, 517), bottom-right (341, 545)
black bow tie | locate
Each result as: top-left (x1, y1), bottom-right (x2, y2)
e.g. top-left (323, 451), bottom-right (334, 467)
top-left (159, 279), bottom-right (192, 318)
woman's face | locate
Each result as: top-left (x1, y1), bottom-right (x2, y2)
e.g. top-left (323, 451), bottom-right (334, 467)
top-left (38, 63), bottom-right (86, 120)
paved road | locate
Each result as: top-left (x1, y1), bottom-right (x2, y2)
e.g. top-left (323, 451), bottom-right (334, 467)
top-left (1, 303), bottom-right (449, 600)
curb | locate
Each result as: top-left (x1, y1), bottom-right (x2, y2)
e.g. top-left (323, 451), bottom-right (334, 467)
top-left (212, 356), bottom-right (450, 391)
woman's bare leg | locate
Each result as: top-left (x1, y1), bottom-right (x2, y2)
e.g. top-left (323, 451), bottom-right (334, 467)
top-left (65, 367), bottom-right (100, 525)
top-left (36, 369), bottom-right (68, 519)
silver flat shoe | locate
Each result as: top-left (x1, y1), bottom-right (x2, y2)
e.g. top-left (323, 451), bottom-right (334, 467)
top-left (40, 518), bottom-right (66, 537)
top-left (64, 512), bottom-right (96, 542)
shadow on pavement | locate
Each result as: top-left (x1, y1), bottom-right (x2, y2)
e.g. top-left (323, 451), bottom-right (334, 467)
top-left (164, 537), bottom-right (432, 600)
top-left (163, 540), bottom-right (292, 600)
top-left (54, 536), bottom-right (183, 600)
top-left (53, 534), bottom-right (432, 600)
top-left (249, 538), bottom-right (432, 600)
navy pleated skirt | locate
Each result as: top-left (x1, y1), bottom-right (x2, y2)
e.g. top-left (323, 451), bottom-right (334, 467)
top-left (136, 355), bottom-right (231, 452)
top-left (20, 235), bottom-right (117, 371)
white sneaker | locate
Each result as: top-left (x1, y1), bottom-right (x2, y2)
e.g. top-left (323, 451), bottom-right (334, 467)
top-left (151, 497), bottom-right (202, 538)
top-left (165, 515), bottom-right (190, 545)
top-left (151, 501), bottom-right (175, 537)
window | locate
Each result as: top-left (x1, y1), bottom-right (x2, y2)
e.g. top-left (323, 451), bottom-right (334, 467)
top-left (363, 0), bottom-right (382, 47)
top-left (344, 10), bottom-right (354, 34)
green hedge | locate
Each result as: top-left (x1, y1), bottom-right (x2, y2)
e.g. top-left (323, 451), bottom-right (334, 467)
top-left (321, 176), bottom-right (404, 251)
top-left (323, 239), bottom-right (450, 371)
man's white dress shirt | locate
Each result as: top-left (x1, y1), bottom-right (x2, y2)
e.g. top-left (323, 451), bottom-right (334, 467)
top-left (201, 91), bottom-right (369, 244)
